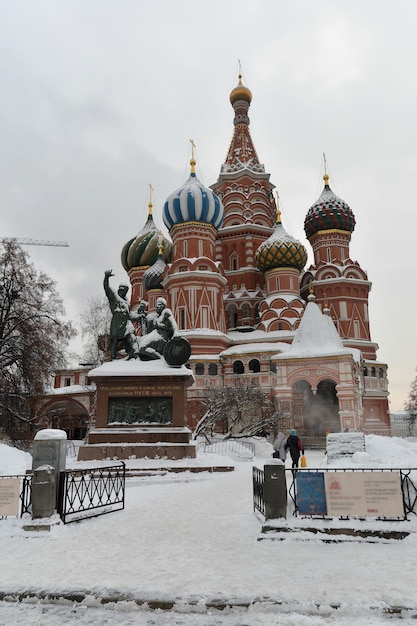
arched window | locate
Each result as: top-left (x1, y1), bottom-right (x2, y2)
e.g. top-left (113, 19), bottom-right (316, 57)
top-left (379, 368), bottom-right (384, 379)
top-left (242, 304), bottom-right (250, 319)
top-left (195, 363), bottom-right (204, 376)
top-left (249, 359), bottom-right (260, 373)
top-left (371, 367), bottom-right (376, 377)
top-left (363, 367), bottom-right (368, 377)
top-left (208, 363), bottom-right (218, 376)
top-left (233, 360), bottom-right (244, 375)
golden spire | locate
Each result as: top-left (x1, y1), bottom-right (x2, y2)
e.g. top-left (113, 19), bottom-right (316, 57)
top-left (230, 62), bottom-right (252, 105)
top-left (323, 152), bottom-right (329, 186)
top-left (189, 139), bottom-right (196, 174)
top-left (148, 183), bottom-right (154, 215)
top-left (309, 279), bottom-right (314, 295)
top-left (236, 59), bottom-right (245, 87)
top-left (275, 191), bottom-right (282, 223)
top-left (158, 231), bottom-right (164, 255)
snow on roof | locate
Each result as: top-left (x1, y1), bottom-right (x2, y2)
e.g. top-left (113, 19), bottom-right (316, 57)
top-left (221, 342), bottom-right (291, 357)
top-left (188, 355), bottom-right (220, 362)
top-left (88, 359), bottom-right (194, 379)
top-left (227, 329), bottom-right (295, 343)
top-left (224, 283), bottom-right (264, 298)
top-left (48, 384), bottom-right (95, 395)
top-left (274, 298), bottom-right (362, 363)
top-left (180, 328), bottom-right (229, 339)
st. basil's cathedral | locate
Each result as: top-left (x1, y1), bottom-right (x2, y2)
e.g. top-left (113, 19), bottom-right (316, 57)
top-left (45, 75), bottom-right (390, 443)
top-left (118, 74), bottom-right (390, 440)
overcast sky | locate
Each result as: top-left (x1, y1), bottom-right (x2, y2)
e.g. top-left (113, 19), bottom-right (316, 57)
top-left (1, 0), bottom-right (416, 411)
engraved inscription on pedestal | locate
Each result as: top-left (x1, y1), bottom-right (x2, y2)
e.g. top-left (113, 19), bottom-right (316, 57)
top-left (108, 397), bottom-right (172, 425)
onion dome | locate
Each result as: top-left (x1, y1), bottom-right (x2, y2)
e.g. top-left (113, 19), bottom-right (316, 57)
top-left (304, 174), bottom-right (356, 239)
top-left (142, 238), bottom-right (167, 291)
top-left (229, 73), bottom-right (252, 105)
top-left (121, 195), bottom-right (172, 272)
top-left (163, 146), bottom-right (224, 231)
top-left (255, 208), bottom-right (308, 272)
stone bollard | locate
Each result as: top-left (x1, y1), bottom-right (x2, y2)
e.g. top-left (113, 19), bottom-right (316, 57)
top-left (32, 429), bottom-right (67, 518)
top-left (31, 465), bottom-right (56, 519)
top-left (264, 462), bottom-right (287, 519)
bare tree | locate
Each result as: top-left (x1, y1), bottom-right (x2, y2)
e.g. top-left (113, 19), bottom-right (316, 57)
top-left (0, 241), bottom-right (76, 446)
top-left (78, 295), bottom-right (112, 365)
top-left (405, 368), bottom-right (417, 436)
top-left (194, 379), bottom-right (289, 440)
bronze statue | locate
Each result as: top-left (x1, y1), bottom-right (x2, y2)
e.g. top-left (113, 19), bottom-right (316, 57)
top-left (103, 272), bottom-right (191, 365)
top-left (103, 270), bottom-right (140, 360)
top-left (139, 297), bottom-right (177, 361)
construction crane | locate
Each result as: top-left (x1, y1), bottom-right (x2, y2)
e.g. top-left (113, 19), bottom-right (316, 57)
top-left (0, 237), bottom-right (69, 247)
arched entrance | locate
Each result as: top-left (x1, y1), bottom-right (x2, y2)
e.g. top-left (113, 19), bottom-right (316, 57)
top-left (38, 399), bottom-right (90, 440)
top-left (292, 378), bottom-right (340, 437)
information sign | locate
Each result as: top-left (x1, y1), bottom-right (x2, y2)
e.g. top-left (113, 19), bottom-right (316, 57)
top-left (324, 472), bottom-right (404, 518)
top-left (296, 472), bottom-right (327, 516)
top-left (0, 478), bottom-right (20, 517)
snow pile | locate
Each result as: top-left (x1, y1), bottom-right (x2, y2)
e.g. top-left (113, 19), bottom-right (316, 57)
top-left (34, 428), bottom-right (67, 441)
top-left (0, 444), bottom-right (32, 476)
top-left (326, 431), bottom-right (366, 463)
top-left (324, 434), bottom-right (417, 469)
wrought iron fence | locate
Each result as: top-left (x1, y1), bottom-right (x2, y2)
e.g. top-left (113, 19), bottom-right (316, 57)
top-left (0, 474), bottom-right (32, 518)
top-left (253, 466), bottom-right (417, 520)
top-left (252, 466), bottom-right (265, 517)
top-left (58, 462), bottom-right (125, 524)
top-left (287, 467), bottom-right (417, 519)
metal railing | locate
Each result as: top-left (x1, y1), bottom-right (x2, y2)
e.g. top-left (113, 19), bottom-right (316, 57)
top-left (58, 462), bottom-right (125, 524)
top-left (201, 440), bottom-right (255, 458)
top-left (0, 474), bottom-right (32, 518)
top-left (252, 466), bottom-right (265, 516)
top-left (253, 466), bottom-right (417, 520)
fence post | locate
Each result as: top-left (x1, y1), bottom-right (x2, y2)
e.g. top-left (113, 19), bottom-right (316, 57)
top-left (32, 428), bottom-right (67, 518)
top-left (31, 466), bottom-right (56, 519)
top-left (264, 462), bottom-right (287, 519)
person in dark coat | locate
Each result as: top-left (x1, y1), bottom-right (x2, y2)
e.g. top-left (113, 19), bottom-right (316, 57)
top-left (285, 429), bottom-right (304, 469)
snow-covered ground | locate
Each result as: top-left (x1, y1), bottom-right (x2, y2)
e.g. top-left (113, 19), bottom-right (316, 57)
top-left (1, 435), bottom-right (417, 625)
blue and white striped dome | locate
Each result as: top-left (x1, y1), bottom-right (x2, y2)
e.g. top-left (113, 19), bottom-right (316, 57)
top-left (163, 171), bottom-right (224, 231)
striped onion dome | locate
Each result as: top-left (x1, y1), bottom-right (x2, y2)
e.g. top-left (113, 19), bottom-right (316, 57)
top-left (121, 201), bottom-right (172, 272)
top-left (163, 154), bottom-right (224, 231)
top-left (142, 242), bottom-right (166, 291)
top-left (304, 174), bottom-right (356, 239)
top-left (255, 210), bottom-right (308, 272)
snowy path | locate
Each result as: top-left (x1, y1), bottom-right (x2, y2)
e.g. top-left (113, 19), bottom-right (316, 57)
top-left (1, 455), bottom-right (417, 624)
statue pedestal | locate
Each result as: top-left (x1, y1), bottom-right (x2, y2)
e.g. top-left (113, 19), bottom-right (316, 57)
top-left (77, 360), bottom-right (196, 461)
